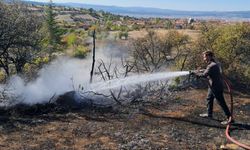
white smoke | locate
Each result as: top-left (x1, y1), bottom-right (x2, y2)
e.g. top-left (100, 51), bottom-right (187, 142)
top-left (1, 57), bottom-right (92, 105)
top-left (0, 41), bottom-right (129, 106)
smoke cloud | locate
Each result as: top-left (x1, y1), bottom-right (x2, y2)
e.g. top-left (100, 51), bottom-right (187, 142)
top-left (1, 57), bottom-right (91, 105)
top-left (0, 41), bottom-right (128, 106)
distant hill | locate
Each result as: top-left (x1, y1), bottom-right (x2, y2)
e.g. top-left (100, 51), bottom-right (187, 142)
top-left (24, 1), bottom-right (250, 20)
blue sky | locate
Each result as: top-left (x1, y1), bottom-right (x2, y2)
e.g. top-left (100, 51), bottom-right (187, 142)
top-left (29, 0), bottom-right (250, 11)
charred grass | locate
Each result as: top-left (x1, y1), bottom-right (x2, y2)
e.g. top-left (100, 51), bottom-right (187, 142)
top-left (0, 89), bottom-right (249, 149)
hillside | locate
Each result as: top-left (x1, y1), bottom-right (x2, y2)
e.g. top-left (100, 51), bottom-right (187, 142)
top-left (24, 1), bottom-right (250, 21)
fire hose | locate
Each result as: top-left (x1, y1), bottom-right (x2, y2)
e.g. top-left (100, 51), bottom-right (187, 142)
top-left (189, 71), bottom-right (250, 149)
top-left (223, 77), bottom-right (250, 150)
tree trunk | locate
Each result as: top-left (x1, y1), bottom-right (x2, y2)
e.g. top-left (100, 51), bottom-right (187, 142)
top-left (90, 29), bottom-right (96, 83)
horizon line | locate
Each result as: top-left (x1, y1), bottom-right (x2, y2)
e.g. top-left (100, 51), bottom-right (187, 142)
top-left (24, 0), bottom-right (250, 12)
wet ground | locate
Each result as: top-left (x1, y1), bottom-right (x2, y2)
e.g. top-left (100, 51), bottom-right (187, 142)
top-left (0, 89), bottom-right (249, 149)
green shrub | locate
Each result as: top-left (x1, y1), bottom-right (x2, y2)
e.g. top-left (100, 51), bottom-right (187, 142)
top-left (66, 33), bottom-right (77, 47)
top-left (23, 56), bottom-right (51, 79)
top-left (73, 46), bottom-right (89, 59)
top-left (118, 31), bottom-right (128, 40)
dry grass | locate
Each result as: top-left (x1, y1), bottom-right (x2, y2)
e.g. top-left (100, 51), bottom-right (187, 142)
top-left (128, 29), bottom-right (201, 40)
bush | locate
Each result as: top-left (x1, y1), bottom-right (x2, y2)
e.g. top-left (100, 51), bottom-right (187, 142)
top-left (0, 70), bottom-right (6, 82)
top-left (23, 56), bottom-right (50, 79)
top-left (73, 46), bottom-right (89, 59)
top-left (65, 33), bottom-right (77, 47)
top-left (118, 31), bottom-right (128, 40)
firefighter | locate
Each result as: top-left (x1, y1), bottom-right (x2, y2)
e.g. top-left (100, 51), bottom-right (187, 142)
top-left (193, 50), bottom-right (233, 125)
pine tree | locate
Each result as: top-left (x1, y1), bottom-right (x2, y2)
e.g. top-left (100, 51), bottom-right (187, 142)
top-left (45, 0), bottom-right (61, 51)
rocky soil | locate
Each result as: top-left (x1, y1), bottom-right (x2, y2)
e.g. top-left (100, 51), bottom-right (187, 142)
top-left (0, 89), bottom-right (249, 150)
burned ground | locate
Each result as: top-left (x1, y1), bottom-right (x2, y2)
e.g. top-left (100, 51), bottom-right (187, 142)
top-left (0, 89), bottom-right (249, 150)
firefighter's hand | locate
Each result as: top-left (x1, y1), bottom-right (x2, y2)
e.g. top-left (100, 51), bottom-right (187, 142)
top-left (189, 70), bottom-right (198, 75)
top-left (198, 69), bottom-right (205, 73)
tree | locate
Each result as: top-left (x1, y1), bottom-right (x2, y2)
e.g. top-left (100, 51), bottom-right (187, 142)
top-left (90, 27), bottom-right (96, 83)
top-left (184, 23), bottom-right (250, 90)
top-left (130, 30), bottom-right (189, 72)
top-left (165, 20), bottom-right (173, 29)
top-left (104, 20), bottom-right (112, 31)
top-left (88, 8), bottom-right (94, 15)
top-left (213, 24), bottom-right (250, 88)
top-left (44, 0), bottom-right (62, 53)
top-left (0, 1), bottom-right (43, 76)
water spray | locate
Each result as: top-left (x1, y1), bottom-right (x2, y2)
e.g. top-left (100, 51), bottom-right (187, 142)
top-left (87, 71), bottom-right (190, 92)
